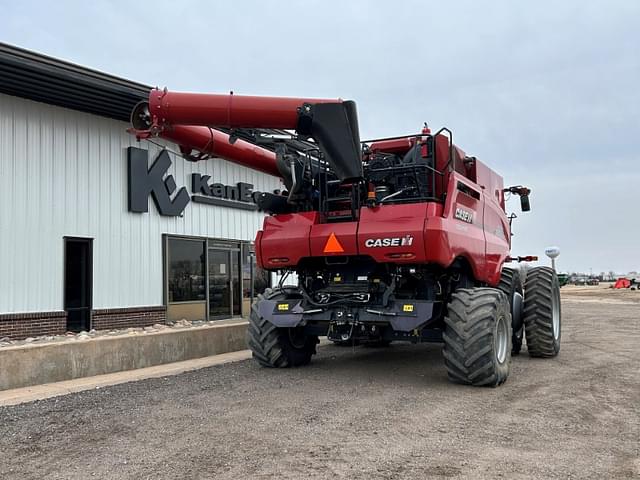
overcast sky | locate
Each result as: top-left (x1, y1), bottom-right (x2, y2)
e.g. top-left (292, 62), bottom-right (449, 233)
top-left (2, 0), bottom-right (638, 274)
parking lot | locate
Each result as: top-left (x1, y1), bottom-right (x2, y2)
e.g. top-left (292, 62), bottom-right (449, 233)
top-left (1, 288), bottom-right (638, 479)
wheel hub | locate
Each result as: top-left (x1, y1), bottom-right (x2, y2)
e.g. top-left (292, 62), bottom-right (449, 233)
top-left (552, 288), bottom-right (561, 340)
top-left (495, 314), bottom-right (509, 364)
top-left (512, 291), bottom-right (524, 330)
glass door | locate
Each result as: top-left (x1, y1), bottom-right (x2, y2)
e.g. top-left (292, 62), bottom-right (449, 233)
top-left (231, 251), bottom-right (241, 316)
top-left (207, 245), bottom-right (244, 319)
top-left (208, 249), bottom-right (232, 318)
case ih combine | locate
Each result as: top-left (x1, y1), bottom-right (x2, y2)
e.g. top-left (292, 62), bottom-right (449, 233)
top-left (130, 88), bottom-right (561, 387)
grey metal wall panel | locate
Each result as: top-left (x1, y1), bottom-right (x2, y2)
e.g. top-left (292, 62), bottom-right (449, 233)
top-left (0, 93), bottom-right (282, 313)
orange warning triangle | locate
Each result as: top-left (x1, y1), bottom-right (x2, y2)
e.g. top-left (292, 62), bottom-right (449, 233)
top-left (323, 232), bottom-right (345, 253)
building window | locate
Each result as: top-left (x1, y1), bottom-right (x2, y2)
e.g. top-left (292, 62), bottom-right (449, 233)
top-left (165, 236), bottom-right (272, 321)
top-left (167, 238), bottom-right (206, 302)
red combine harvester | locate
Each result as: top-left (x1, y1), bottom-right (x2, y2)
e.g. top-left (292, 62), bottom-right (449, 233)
top-left (130, 88), bottom-right (561, 386)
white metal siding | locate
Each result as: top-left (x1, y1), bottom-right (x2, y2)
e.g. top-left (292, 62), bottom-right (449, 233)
top-left (0, 93), bottom-right (282, 313)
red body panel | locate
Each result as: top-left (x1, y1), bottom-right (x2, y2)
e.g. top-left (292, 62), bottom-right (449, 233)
top-left (357, 204), bottom-right (429, 263)
top-left (310, 222), bottom-right (358, 257)
top-left (257, 167), bottom-right (509, 286)
top-left (425, 173), bottom-right (487, 282)
top-left (259, 212), bottom-right (318, 269)
top-left (477, 161), bottom-right (509, 285)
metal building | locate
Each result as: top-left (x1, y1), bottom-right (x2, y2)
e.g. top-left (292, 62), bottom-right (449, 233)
top-left (0, 43), bottom-right (281, 339)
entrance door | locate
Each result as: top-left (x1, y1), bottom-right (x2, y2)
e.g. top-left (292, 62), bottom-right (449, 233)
top-left (209, 249), bottom-right (232, 318)
top-left (64, 237), bottom-right (92, 332)
top-left (208, 248), bottom-right (241, 319)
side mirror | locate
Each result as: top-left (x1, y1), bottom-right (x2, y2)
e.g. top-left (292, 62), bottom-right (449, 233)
top-left (504, 185), bottom-right (531, 212)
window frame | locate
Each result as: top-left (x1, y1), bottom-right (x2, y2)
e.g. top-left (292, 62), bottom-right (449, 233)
top-left (164, 235), bottom-right (207, 305)
top-left (163, 234), bottom-right (272, 320)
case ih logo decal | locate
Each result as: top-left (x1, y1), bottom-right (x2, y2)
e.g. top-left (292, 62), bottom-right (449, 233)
top-left (128, 147), bottom-right (264, 216)
top-left (364, 235), bottom-right (414, 248)
top-left (455, 207), bottom-right (474, 224)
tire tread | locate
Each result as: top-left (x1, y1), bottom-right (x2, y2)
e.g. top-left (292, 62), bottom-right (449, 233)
top-left (523, 267), bottom-right (561, 358)
top-left (247, 288), bottom-right (317, 368)
top-left (443, 288), bottom-right (511, 387)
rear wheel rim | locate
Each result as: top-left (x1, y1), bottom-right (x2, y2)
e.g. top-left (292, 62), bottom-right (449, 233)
top-left (495, 314), bottom-right (509, 364)
top-left (512, 291), bottom-right (523, 328)
top-left (552, 288), bottom-right (561, 341)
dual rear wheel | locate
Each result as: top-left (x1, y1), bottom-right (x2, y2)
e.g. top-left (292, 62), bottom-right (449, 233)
top-left (443, 266), bottom-right (561, 387)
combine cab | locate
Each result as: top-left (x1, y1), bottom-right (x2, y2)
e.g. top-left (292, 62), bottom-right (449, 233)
top-left (130, 88), bottom-right (561, 386)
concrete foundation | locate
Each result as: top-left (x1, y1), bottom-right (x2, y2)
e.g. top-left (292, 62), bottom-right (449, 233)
top-left (0, 320), bottom-right (248, 391)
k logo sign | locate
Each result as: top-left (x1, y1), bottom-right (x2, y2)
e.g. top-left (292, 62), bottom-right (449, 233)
top-left (127, 147), bottom-right (269, 216)
top-left (127, 147), bottom-right (190, 216)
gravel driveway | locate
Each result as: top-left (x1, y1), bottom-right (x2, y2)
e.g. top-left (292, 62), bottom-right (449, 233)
top-left (1, 297), bottom-right (638, 479)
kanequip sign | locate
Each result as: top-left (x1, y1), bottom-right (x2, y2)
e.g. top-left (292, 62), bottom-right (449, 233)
top-left (127, 147), bottom-right (266, 216)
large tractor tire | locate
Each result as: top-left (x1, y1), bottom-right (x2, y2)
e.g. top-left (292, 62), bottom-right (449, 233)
top-left (247, 289), bottom-right (319, 367)
top-left (523, 267), bottom-right (561, 357)
top-left (443, 288), bottom-right (512, 387)
top-left (498, 267), bottom-right (525, 354)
